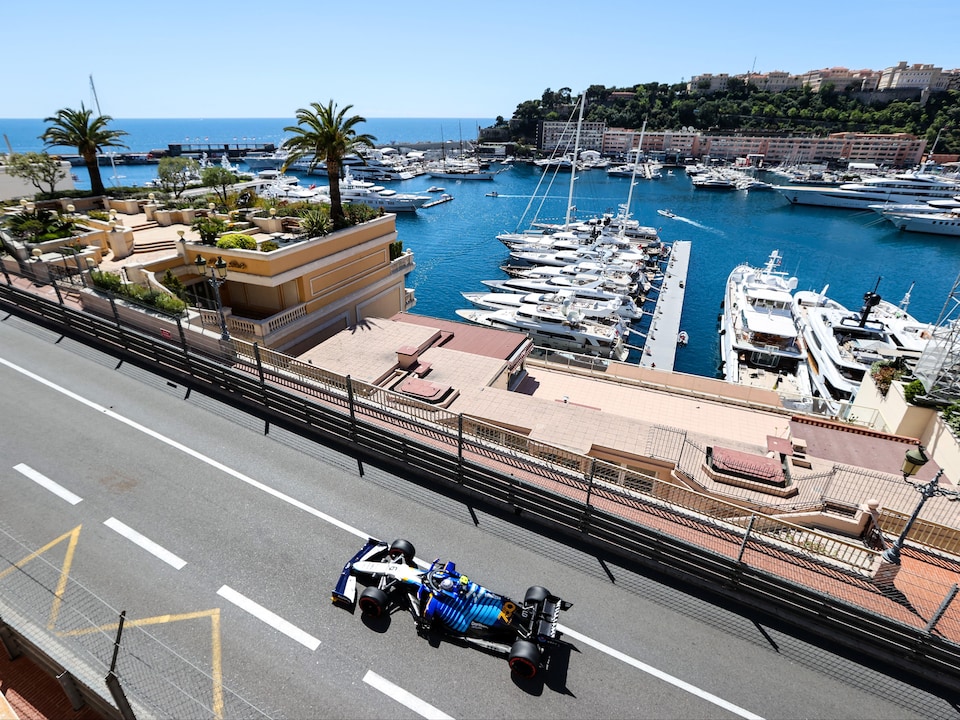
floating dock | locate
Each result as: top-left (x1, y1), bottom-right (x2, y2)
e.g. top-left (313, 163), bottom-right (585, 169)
top-left (637, 240), bottom-right (690, 371)
top-left (422, 194), bottom-right (454, 208)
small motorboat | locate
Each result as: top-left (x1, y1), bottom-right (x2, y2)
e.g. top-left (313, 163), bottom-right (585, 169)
top-left (486, 191), bottom-right (499, 197)
top-left (426, 186), bottom-right (445, 193)
top-left (677, 330), bottom-right (689, 346)
top-left (657, 209), bottom-right (677, 219)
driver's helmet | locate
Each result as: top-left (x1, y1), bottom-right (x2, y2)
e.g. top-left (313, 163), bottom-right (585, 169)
top-left (440, 577), bottom-right (455, 591)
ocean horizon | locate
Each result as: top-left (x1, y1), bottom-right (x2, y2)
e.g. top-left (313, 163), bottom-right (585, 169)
top-left (1, 117), bottom-right (497, 155)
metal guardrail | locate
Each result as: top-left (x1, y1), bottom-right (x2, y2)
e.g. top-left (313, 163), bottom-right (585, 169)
top-left (2, 277), bottom-right (960, 708)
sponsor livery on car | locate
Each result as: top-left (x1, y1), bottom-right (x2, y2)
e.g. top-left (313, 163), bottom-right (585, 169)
top-left (332, 537), bottom-right (572, 679)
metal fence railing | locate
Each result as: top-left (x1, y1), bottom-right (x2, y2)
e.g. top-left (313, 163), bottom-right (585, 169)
top-left (3, 268), bottom-right (960, 704)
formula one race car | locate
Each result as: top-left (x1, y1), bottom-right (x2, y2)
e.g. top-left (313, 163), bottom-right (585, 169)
top-left (332, 537), bottom-right (572, 679)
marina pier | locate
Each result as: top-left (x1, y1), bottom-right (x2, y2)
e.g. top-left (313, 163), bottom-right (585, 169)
top-left (638, 240), bottom-right (690, 371)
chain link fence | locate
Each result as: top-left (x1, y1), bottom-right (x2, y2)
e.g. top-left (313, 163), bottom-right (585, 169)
top-left (0, 524), bottom-right (273, 719)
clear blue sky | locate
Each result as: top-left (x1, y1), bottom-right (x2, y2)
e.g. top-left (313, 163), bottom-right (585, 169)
top-left (4, 0), bottom-right (958, 119)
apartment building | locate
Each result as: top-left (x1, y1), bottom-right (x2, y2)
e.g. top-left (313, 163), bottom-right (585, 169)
top-left (537, 120), bottom-right (606, 154)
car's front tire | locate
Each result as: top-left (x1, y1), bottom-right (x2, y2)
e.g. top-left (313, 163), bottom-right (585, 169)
top-left (358, 586), bottom-right (389, 618)
top-left (508, 640), bottom-right (541, 679)
top-left (388, 539), bottom-right (416, 565)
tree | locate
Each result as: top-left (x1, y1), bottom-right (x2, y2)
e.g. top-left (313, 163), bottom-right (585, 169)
top-left (5, 152), bottom-right (68, 195)
top-left (201, 165), bottom-right (238, 205)
top-left (281, 101), bottom-right (376, 228)
top-left (40, 105), bottom-right (128, 196)
top-left (157, 157), bottom-right (199, 198)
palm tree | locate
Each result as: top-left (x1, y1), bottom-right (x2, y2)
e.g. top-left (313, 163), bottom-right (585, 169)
top-left (40, 105), bottom-right (128, 196)
top-left (281, 101), bottom-right (376, 227)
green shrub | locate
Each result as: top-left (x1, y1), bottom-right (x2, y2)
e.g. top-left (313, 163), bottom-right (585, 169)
top-left (389, 240), bottom-right (404, 261)
top-left (903, 379), bottom-right (925, 404)
top-left (259, 240), bottom-right (279, 252)
top-left (88, 210), bottom-right (110, 221)
top-left (90, 270), bottom-right (123, 292)
top-left (216, 233), bottom-right (258, 250)
top-left (160, 269), bottom-right (186, 299)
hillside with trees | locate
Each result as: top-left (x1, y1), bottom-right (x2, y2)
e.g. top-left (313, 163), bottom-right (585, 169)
top-left (505, 83), bottom-right (960, 154)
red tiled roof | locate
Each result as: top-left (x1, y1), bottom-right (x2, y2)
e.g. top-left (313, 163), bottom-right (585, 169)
top-left (392, 312), bottom-right (529, 361)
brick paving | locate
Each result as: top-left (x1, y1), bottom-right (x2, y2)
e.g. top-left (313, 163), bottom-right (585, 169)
top-left (0, 651), bottom-right (106, 720)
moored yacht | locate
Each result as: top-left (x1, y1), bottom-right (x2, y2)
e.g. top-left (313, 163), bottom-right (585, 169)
top-left (455, 302), bottom-right (629, 361)
top-left (463, 288), bottom-right (643, 321)
top-left (878, 207), bottom-right (960, 237)
top-left (776, 171), bottom-right (960, 210)
top-left (792, 282), bottom-right (933, 417)
top-left (719, 250), bottom-right (812, 411)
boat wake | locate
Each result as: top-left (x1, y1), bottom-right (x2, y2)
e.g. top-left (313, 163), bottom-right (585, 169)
top-left (671, 216), bottom-right (726, 235)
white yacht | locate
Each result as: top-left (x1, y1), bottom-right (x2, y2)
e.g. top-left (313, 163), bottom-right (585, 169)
top-left (455, 302), bottom-right (629, 361)
top-left (463, 288), bottom-right (643, 321)
top-left (719, 250), bottom-right (812, 411)
top-left (878, 207), bottom-right (960, 237)
top-left (481, 275), bottom-right (642, 304)
top-left (775, 171), bottom-right (960, 210)
top-left (315, 171), bottom-right (431, 212)
top-left (792, 283), bottom-right (933, 417)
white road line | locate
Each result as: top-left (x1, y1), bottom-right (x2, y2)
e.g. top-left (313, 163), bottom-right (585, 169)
top-left (103, 517), bottom-right (187, 570)
top-left (363, 671), bottom-right (454, 720)
top-left (13, 463), bottom-right (82, 505)
top-left (217, 585), bottom-right (320, 651)
top-left (2, 357), bottom-right (764, 715)
top-left (0, 357), bottom-right (368, 541)
top-left (559, 624), bottom-right (765, 720)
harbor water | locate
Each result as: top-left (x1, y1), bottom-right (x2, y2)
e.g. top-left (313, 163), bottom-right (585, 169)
top-left (5, 117), bottom-right (960, 380)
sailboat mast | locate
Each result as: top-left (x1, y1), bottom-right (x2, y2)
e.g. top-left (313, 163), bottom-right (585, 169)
top-left (89, 74), bottom-right (102, 115)
top-left (564, 93), bottom-right (586, 228)
top-left (620, 118), bottom-right (648, 237)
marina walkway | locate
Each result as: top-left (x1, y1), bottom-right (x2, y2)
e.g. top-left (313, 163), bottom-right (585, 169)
top-left (638, 239), bottom-right (690, 371)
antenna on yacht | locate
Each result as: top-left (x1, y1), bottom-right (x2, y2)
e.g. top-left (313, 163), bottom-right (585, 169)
top-left (899, 281), bottom-right (915, 312)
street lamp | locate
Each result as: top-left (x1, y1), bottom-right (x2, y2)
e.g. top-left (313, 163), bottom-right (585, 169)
top-left (881, 445), bottom-right (959, 564)
top-left (194, 255), bottom-right (230, 341)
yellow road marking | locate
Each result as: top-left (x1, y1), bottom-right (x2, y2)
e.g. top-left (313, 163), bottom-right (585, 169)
top-left (1, 527), bottom-right (225, 719)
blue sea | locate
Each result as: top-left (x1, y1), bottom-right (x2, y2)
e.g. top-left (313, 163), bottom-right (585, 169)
top-left (5, 117), bottom-right (960, 379)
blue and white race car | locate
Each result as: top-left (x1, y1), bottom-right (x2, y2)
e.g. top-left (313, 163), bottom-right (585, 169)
top-left (332, 537), bottom-right (572, 679)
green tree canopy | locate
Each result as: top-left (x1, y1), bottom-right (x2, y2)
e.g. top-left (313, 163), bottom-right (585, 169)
top-left (4, 152), bottom-right (68, 195)
top-left (281, 101), bottom-right (376, 228)
top-left (40, 105), bottom-right (128, 196)
top-left (157, 157), bottom-right (199, 198)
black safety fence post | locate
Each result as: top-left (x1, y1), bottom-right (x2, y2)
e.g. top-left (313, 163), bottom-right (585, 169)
top-left (926, 583), bottom-right (960, 634)
top-left (457, 414), bottom-right (464, 483)
top-left (737, 515), bottom-right (757, 564)
top-left (347, 375), bottom-right (357, 442)
top-left (104, 610), bottom-right (136, 720)
top-left (580, 458), bottom-right (596, 532)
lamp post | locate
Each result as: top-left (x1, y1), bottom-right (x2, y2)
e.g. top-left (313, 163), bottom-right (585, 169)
top-left (881, 446), bottom-right (959, 564)
top-left (195, 255), bottom-right (230, 341)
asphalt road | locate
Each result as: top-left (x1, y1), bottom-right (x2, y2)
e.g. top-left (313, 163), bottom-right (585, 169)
top-left (0, 314), bottom-right (955, 719)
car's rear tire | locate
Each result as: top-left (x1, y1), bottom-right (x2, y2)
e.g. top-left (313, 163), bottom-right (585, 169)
top-left (524, 586), bottom-right (550, 604)
top-left (358, 587), bottom-right (389, 618)
top-left (508, 640), bottom-right (541, 679)
top-left (388, 539), bottom-right (416, 564)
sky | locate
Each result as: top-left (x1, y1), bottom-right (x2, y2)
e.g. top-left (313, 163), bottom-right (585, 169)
top-left (3, 0), bottom-right (958, 120)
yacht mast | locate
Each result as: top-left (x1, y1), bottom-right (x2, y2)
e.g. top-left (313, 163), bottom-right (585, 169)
top-left (564, 92), bottom-right (586, 228)
top-left (619, 118), bottom-right (648, 237)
